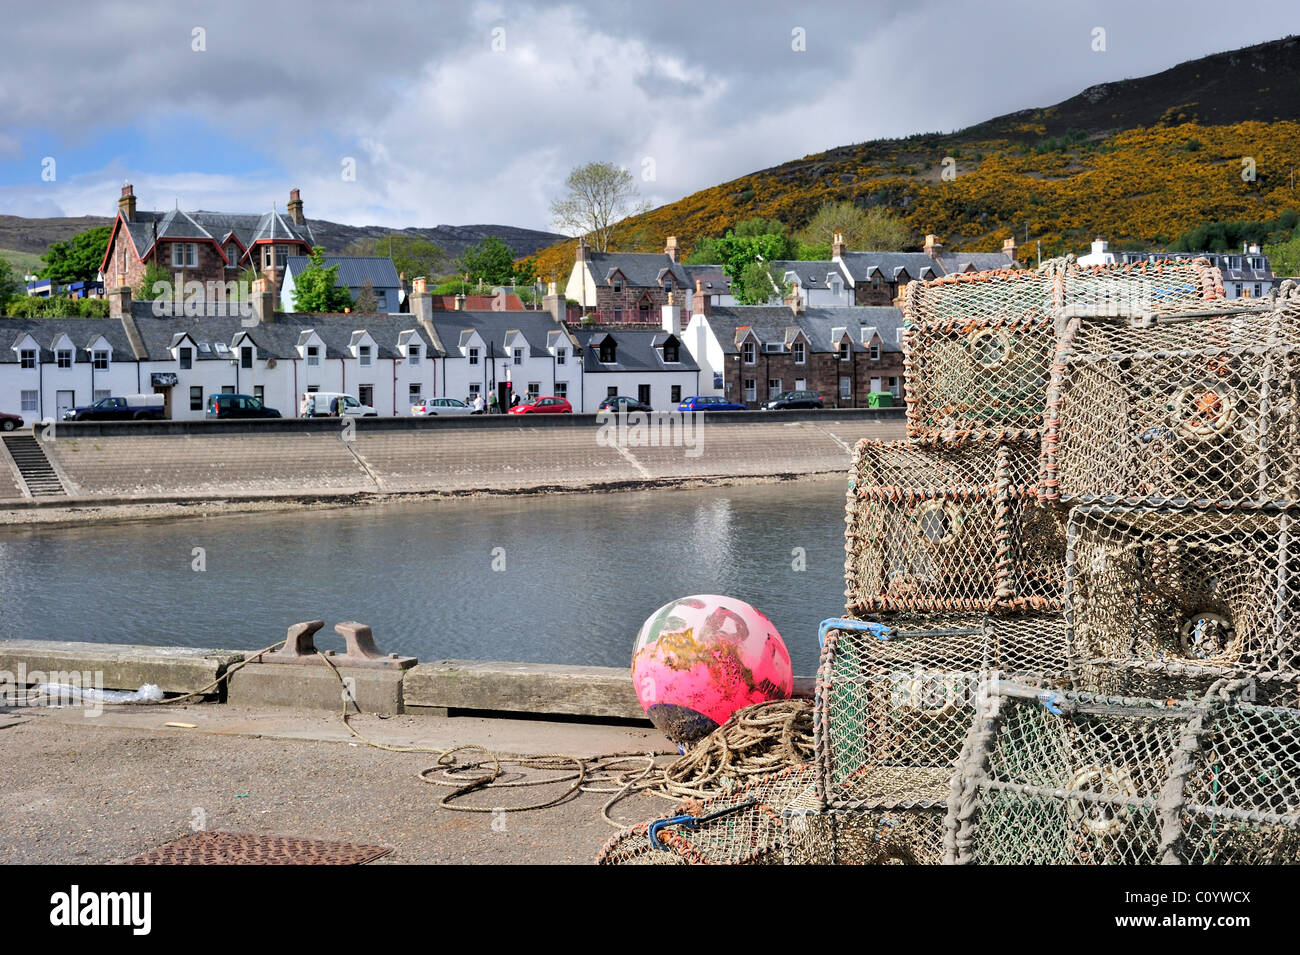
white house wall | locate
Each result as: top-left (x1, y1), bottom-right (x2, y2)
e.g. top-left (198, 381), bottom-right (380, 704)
top-left (577, 371), bottom-right (699, 412)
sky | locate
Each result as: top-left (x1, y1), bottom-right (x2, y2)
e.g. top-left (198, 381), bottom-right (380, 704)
top-left (0, 0), bottom-right (1295, 232)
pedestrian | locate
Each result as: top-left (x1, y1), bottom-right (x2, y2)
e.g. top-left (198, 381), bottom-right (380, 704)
top-left (330, 395), bottom-right (342, 417)
top-left (473, 392), bottom-right (485, 414)
top-left (300, 394), bottom-right (315, 417)
top-left (488, 391), bottom-right (498, 414)
top-left (511, 391), bottom-right (521, 408)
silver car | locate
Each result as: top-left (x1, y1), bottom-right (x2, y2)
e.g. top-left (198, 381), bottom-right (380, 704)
top-left (411, 397), bottom-right (478, 416)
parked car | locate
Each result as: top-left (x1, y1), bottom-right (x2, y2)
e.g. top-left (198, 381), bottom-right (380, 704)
top-left (508, 396), bottom-right (573, 414)
top-left (300, 392), bottom-right (377, 417)
top-left (0, 412), bottom-right (21, 431)
top-left (598, 395), bottom-right (654, 414)
top-left (411, 397), bottom-right (478, 416)
top-left (63, 394), bottom-right (166, 421)
top-left (761, 390), bottom-right (824, 410)
top-left (205, 394), bottom-right (281, 419)
top-left (678, 395), bottom-right (748, 412)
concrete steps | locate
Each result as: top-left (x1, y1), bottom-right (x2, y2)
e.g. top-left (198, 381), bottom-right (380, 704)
top-left (2, 434), bottom-right (66, 497)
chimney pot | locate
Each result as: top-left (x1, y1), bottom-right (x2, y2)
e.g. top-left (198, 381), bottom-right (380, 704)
top-left (286, 188), bottom-right (305, 225)
top-left (118, 183), bottom-right (137, 222)
top-left (832, 231), bottom-right (846, 257)
top-left (664, 235), bottom-right (679, 261)
top-left (692, 278), bottom-right (711, 317)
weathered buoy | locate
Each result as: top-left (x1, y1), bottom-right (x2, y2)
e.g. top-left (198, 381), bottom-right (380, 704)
top-left (631, 594), bottom-right (793, 745)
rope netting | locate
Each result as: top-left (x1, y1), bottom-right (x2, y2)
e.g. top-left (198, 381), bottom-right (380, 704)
top-left (1043, 299), bottom-right (1298, 506)
top-left (845, 433), bottom-right (1067, 613)
top-left (944, 681), bottom-right (1300, 865)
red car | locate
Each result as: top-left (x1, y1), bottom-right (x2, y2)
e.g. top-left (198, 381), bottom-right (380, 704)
top-left (0, 412), bottom-right (22, 432)
top-left (508, 396), bottom-right (572, 414)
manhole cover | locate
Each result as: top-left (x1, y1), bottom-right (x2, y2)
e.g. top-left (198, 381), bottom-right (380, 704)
top-left (125, 832), bottom-right (391, 865)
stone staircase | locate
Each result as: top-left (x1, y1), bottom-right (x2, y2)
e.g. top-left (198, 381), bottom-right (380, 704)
top-left (2, 434), bottom-right (66, 497)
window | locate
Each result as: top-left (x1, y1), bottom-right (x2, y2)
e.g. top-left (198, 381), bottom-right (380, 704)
top-left (306, 385), bottom-right (319, 394)
top-left (409, 384), bottom-right (422, 402)
top-left (468, 347), bottom-right (480, 365)
top-left (95, 389), bottom-right (112, 402)
top-left (527, 382), bottom-right (540, 399)
top-left (871, 275), bottom-right (881, 290)
top-left (839, 342), bottom-right (850, 362)
top-left (663, 341), bottom-right (680, 363)
top-left (20, 349), bottom-right (35, 369)
top-left (307, 345), bottom-right (320, 366)
top-left (227, 246), bottom-right (240, 267)
top-left (375, 291), bottom-right (388, 310)
top-left (793, 342), bottom-right (806, 364)
top-left (172, 243), bottom-right (197, 268)
top-left (56, 349), bottom-right (72, 369)
top-left (830, 281), bottom-right (841, 296)
top-left (358, 385), bottom-right (373, 407)
top-left (613, 308), bottom-right (623, 323)
top-left (20, 390), bottom-right (37, 412)
top-left (743, 378), bottom-right (757, 402)
top-left (742, 341), bottom-right (756, 364)
top-left (1255, 284), bottom-right (1263, 297)
top-left (638, 384), bottom-right (651, 405)
top-left (612, 278), bottom-right (623, 293)
top-left (768, 378), bottom-right (782, 398)
top-left (607, 386), bottom-right (619, 399)
top-left (554, 382), bottom-right (567, 398)
top-left (275, 245), bottom-right (289, 268)
top-left (408, 344), bottom-right (420, 365)
top-left (468, 383), bottom-right (481, 397)
top-left (840, 377), bottom-right (852, 399)
top-left (190, 386), bottom-right (203, 411)
top-left (664, 278), bottom-right (673, 293)
top-left (179, 347), bottom-right (192, 370)
top-left (671, 385), bottom-right (681, 404)
top-left (556, 347), bottom-right (566, 365)
top-left (889, 376), bottom-right (901, 398)
top-left (869, 342), bottom-right (881, 360)
top-left (93, 350), bottom-right (109, 370)
top-left (795, 378), bottom-right (807, 391)
top-left (513, 348), bottom-right (523, 365)
top-left (599, 341), bottom-right (616, 363)
top-left (358, 345), bottom-right (372, 367)
top-left (240, 346), bottom-right (253, 369)
top-left (254, 385), bottom-right (264, 403)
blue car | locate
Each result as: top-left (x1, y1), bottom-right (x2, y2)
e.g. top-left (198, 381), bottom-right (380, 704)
top-left (678, 395), bottom-right (748, 412)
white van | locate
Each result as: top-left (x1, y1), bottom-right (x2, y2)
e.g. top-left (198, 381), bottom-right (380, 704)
top-left (300, 392), bottom-right (377, 417)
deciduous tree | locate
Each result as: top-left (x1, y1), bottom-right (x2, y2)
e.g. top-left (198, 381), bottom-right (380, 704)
top-left (550, 162), bottom-right (649, 252)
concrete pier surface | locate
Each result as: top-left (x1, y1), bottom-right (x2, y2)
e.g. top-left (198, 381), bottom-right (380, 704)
top-left (0, 701), bottom-right (673, 865)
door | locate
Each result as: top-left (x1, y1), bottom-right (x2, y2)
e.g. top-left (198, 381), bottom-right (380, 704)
top-left (637, 384), bottom-right (651, 406)
top-left (153, 385), bottom-right (172, 419)
top-left (56, 391), bottom-right (75, 420)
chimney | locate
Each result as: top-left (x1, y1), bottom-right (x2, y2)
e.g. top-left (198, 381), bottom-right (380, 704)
top-left (119, 184), bottom-right (136, 222)
top-left (543, 280), bottom-right (566, 324)
top-left (410, 277), bottom-right (433, 323)
top-left (664, 235), bottom-right (679, 262)
top-left (1002, 237), bottom-right (1017, 261)
top-left (454, 293), bottom-right (466, 311)
top-left (251, 277), bottom-right (276, 323)
top-left (832, 231), bottom-right (846, 258)
top-left (108, 284), bottom-right (132, 319)
top-left (662, 292), bottom-right (681, 336)
top-left (692, 279), bottom-right (711, 318)
top-left (786, 281), bottom-right (805, 315)
top-left (287, 188), bottom-right (304, 225)
top-left (576, 237), bottom-right (590, 262)
top-left (924, 234), bottom-right (944, 260)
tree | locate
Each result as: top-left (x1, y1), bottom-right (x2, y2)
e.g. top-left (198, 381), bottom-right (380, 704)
top-left (457, 236), bottom-right (516, 286)
top-left (688, 218), bottom-right (795, 303)
top-left (136, 261), bottom-right (173, 301)
top-left (513, 256), bottom-right (538, 287)
top-left (796, 202), bottom-right (911, 251)
top-left (0, 255), bottom-right (20, 308)
top-left (550, 161), bottom-right (649, 251)
top-left (290, 247), bottom-right (353, 312)
top-left (39, 226), bottom-right (113, 283)
top-left (734, 260), bottom-right (790, 306)
top-left (344, 234), bottom-right (448, 280)
top-left (354, 278), bottom-right (379, 313)
top-left (1265, 235), bottom-right (1300, 278)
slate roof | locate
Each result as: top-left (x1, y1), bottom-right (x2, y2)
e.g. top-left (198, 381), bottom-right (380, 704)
top-left (682, 264), bottom-right (732, 295)
top-left (836, 252), bottom-right (942, 284)
top-left (284, 256), bottom-right (401, 288)
top-left (2, 318), bottom-right (135, 363)
top-left (585, 251), bottom-right (690, 289)
top-left (116, 208), bottom-right (315, 264)
top-left (772, 261), bottom-right (845, 289)
top-left (934, 251), bottom-right (1017, 274)
top-left (705, 305), bottom-right (906, 355)
top-left (569, 327), bottom-right (699, 374)
top-left (427, 310), bottom-right (567, 358)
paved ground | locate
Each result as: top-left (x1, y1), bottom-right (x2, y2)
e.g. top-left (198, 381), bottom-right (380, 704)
top-left (0, 701), bottom-right (675, 865)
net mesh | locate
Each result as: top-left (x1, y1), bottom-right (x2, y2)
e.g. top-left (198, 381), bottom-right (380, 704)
top-left (1043, 301), bottom-right (1299, 506)
top-left (845, 434), bottom-right (1067, 613)
top-left (901, 259), bottom-right (1223, 438)
top-left (1066, 505), bottom-right (1300, 690)
top-left (945, 683), bottom-right (1300, 865)
top-left (783, 774), bottom-right (949, 865)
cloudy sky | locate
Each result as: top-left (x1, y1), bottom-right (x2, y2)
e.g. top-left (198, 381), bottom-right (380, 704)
top-left (0, 0), bottom-right (1294, 232)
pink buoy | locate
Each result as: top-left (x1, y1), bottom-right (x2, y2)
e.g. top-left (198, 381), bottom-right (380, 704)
top-left (631, 594), bottom-right (793, 745)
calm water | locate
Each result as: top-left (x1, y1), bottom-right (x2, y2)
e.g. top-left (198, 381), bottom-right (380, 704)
top-left (0, 479), bottom-right (850, 674)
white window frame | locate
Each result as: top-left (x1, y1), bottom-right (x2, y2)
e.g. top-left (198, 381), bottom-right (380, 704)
top-left (840, 377), bottom-right (852, 399)
top-left (869, 342), bottom-right (881, 360)
top-left (468, 347), bottom-right (480, 365)
top-left (556, 347), bottom-right (566, 365)
top-left (554, 381), bottom-right (567, 398)
top-left (743, 378), bottom-right (756, 402)
top-left (307, 345), bottom-right (320, 366)
top-left (358, 345), bottom-right (372, 367)
top-left (408, 345), bottom-right (420, 365)
top-left (527, 382), bottom-right (540, 399)
top-left (20, 390), bottom-right (37, 412)
top-left (513, 348), bottom-right (523, 366)
top-left (768, 378), bottom-right (782, 398)
top-left (172, 243), bottom-right (197, 268)
top-left (839, 342), bottom-right (850, 362)
top-left (793, 342), bottom-right (806, 364)
top-left (56, 349), bottom-right (72, 369)
top-left (742, 341), bottom-right (756, 364)
top-left (20, 349), bottom-right (36, 369)
top-left (92, 349), bottom-right (109, 370)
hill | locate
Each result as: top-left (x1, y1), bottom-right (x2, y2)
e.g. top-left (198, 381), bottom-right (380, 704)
top-left (532, 35), bottom-right (1300, 280)
top-left (0, 213), bottom-right (561, 267)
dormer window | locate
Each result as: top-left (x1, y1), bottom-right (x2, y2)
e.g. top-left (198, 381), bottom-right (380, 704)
top-left (664, 278), bottom-right (673, 293)
top-left (20, 348), bottom-right (35, 369)
top-left (663, 341), bottom-right (680, 363)
top-left (179, 347), bottom-right (192, 370)
top-left (871, 276), bottom-right (881, 290)
top-left (408, 345), bottom-right (420, 365)
top-left (830, 281), bottom-right (841, 296)
top-left (57, 349), bottom-right (72, 369)
top-left (556, 347), bottom-right (567, 365)
top-left (793, 342), bottom-right (806, 364)
top-left (92, 349), bottom-right (109, 370)
top-left (870, 341), bottom-right (881, 360)
top-left (742, 341), bottom-right (756, 364)
top-left (240, 346), bottom-right (253, 369)
top-left (513, 347), bottom-right (523, 365)
top-left (358, 345), bottom-right (372, 367)
top-left (839, 342), bottom-right (850, 362)
top-left (599, 341), bottom-right (616, 363)
top-left (612, 278), bottom-right (623, 294)
top-left (227, 246), bottom-right (241, 268)
top-left (307, 345), bottom-right (320, 366)
top-left (469, 347), bottom-right (480, 365)
top-left (171, 243), bottom-right (198, 268)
